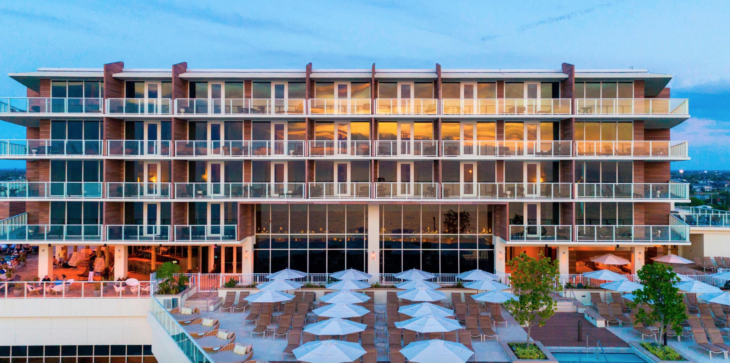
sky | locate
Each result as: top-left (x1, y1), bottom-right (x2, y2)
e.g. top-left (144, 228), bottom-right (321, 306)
top-left (0, 0), bottom-right (728, 169)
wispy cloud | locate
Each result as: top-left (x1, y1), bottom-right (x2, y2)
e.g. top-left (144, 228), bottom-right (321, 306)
top-left (672, 117), bottom-right (730, 145)
top-left (0, 8), bottom-right (97, 33)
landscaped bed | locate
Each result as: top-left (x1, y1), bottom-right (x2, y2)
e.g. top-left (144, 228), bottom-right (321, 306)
top-left (509, 343), bottom-right (548, 360)
top-left (500, 341), bottom-right (558, 363)
top-left (639, 342), bottom-right (685, 361)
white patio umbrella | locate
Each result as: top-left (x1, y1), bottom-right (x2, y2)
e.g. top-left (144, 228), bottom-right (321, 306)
top-left (582, 269), bottom-right (629, 282)
top-left (401, 339), bottom-right (474, 363)
top-left (676, 273), bottom-right (696, 282)
top-left (699, 292), bottom-right (725, 303)
top-left (395, 314), bottom-right (462, 333)
top-left (621, 293), bottom-right (636, 302)
top-left (676, 280), bottom-right (722, 294)
top-left (652, 254), bottom-right (693, 264)
top-left (257, 279), bottom-right (303, 291)
top-left (244, 290), bottom-right (295, 303)
top-left (331, 269), bottom-right (372, 281)
top-left (472, 290), bottom-right (517, 304)
top-left (399, 302), bottom-right (454, 318)
top-left (710, 271), bottom-right (730, 280)
top-left (464, 280), bottom-right (510, 291)
top-left (395, 280), bottom-right (441, 290)
top-left (326, 279), bottom-right (370, 291)
top-left (320, 290), bottom-right (370, 304)
top-left (293, 340), bottom-right (367, 363)
top-left (267, 268), bottom-right (307, 280)
top-left (314, 303), bottom-right (369, 318)
top-left (456, 269), bottom-right (499, 281)
top-left (304, 318), bottom-right (366, 336)
top-left (590, 254), bottom-right (631, 272)
top-left (600, 280), bottom-right (644, 293)
top-left (397, 287), bottom-right (447, 302)
top-left (394, 268), bottom-right (436, 281)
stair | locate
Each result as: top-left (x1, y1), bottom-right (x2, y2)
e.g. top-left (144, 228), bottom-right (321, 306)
top-left (556, 300), bottom-right (577, 313)
top-left (184, 292), bottom-right (223, 312)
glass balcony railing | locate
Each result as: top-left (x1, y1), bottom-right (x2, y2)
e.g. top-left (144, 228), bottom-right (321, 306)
top-left (174, 225), bottom-right (237, 242)
top-left (106, 140), bottom-right (171, 157)
top-left (0, 140), bottom-right (102, 157)
top-left (308, 140), bottom-right (371, 157)
top-left (376, 98), bottom-right (438, 115)
top-left (575, 183), bottom-right (690, 200)
top-left (106, 182), bottom-right (172, 199)
top-left (174, 182), bottom-right (306, 199)
top-left (0, 98), bottom-right (103, 114)
top-left (576, 224), bottom-right (689, 243)
top-left (174, 99), bottom-right (306, 115)
top-left (308, 182), bottom-right (371, 199)
top-left (250, 141), bottom-right (306, 157)
top-left (309, 98), bottom-right (372, 115)
top-left (0, 225), bottom-right (103, 241)
top-left (374, 140), bottom-right (439, 157)
top-left (509, 225), bottom-right (573, 242)
top-left (0, 182), bottom-right (102, 199)
top-left (576, 98), bottom-right (689, 116)
top-left (150, 297), bottom-right (216, 363)
top-left (442, 99), bottom-right (571, 116)
top-left (106, 225), bottom-right (171, 241)
top-left (574, 141), bottom-right (687, 158)
top-left (106, 99), bottom-right (171, 115)
top-left (374, 182), bottom-right (439, 199)
top-left (442, 140), bottom-right (572, 157)
top-left (175, 140), bottom-right (250, 157)
top-left (441, 183), bottom-right (572, 200)
top-left (679, 213), bottom-right (730, 228)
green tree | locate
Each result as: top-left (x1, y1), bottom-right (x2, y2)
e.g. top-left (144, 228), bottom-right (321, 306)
top-left (155, 261), bottom-right (189, 295)
top-left (504, 252), bottom-right (562, 344)
top-left (629, 264), bottom-right (687, 346)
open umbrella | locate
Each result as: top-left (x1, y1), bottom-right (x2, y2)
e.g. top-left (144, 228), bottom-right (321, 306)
top-left (293, 340), bottom-right (366, 363)
top-left (709, 293), bottom-right (730, 306)
top-left (582, 269), bottom-right (628, 282)
top-left (710, 271), bottom-right (730, 280)
top-left (314, 303), bottom-right (369, 318)
top-left (464, 280), bottom-right (510, 291)
top-left (395, 280), bottom-right (441, 290)
top-left (304, 318), bottom-right (366, 336)
top-left (331, 269), bottom-right (372, 281)
top-left (257, 279), bottom-right (303, 291)
top-left (397, 287), bottom-right (447, 302)
top-left (456, 269), bottom-right (499, 281)
top-left (600, 280), bottom-right (644, 293)
top-left (621, 293), bottom-right (636, 302)
top-left (399, 302), bottom-right (454, 318)
top-left (395, 314), bottom-right (462, 333)
top-left (401, 340), bottom-right (474, 363)
top-left (267, 268), bottom-right (307, 280)
top-left (320, 290), bottom-right (370, 304)
top-left (699, 292), bottom-right (725, 303)
top-left (676, 273), bottom-right (695, 282)
top-left (591, 254), bottom-right (631, 265)
top-left (394, 269), bottom-right (436, 281)
top-left (676, 280), bottom-right (722, 294)
top-left (326, 279), bottom-right (370, 291)
top-left (652, 254), bottom-right (693, 264)
top-left (472, 290), bottom-right (517, 304)
top-left (244, 290), bottom-right (295, 303)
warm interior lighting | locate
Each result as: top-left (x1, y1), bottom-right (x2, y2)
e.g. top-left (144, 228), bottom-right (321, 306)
top-left (244, 251), bottom-right (249, 259)
top-left (371, 252), bottom-right (376, 260)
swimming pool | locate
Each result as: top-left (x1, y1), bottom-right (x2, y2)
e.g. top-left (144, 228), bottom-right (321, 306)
top-left (553, 352), bottom-right (648, 363)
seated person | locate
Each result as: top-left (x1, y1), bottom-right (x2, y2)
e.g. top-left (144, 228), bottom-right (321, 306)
top-left (41, 275), bottom-right (51, 282)
top-left (54, 274), bottom-right (68, 286)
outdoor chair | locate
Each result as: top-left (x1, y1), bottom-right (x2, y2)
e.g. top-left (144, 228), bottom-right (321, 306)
top-left (184, 318), bottom-right (219, 338)
top-left (444, 330), bottom-right (458, 342)
top-left (275, 314), bottom-right (292, 339)
top-left (232, 292), bottom-right (249, 312)
top-left (609, 303), bottom-right (631, 326)
top-left (208, 343), bottom-right (253, 363)
top-left (479, 315), bottom-right (499, 341)
top-left (711, 304), bottom-right (729, 326)
top-left (194, 329), bottom-right (236, 353)
top-left (251, 314), bottom-right (271, 338)
top-left (693, 330), bottom-right (727, 359)
top-left (491, 304), bottom-right (507, 328)
top-left (219, 291), bottom-right (236, 313)
top-left (244, 304), bottom-right (261, 325)
top-left (455, 303), bottom-right (468, 323)
top-left (170, 307), bottom-right (200, 325)
top-left (629, 314), bottom-right (657, 342)
top-left (466, 315), bottom-right (483, 341)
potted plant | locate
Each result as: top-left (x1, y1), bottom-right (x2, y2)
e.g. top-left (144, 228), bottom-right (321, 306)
top-left (13, 281), bottom-right (24, 297)
top-left (156, 261), bottom-right (189, 295)
top-left (19, 253), bottom-right (26, 267)
top-left (223, 278), bottom-right (238, 288)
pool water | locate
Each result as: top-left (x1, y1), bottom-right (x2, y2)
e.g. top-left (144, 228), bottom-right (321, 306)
top-left (553, 352), bottom-right (647, 363)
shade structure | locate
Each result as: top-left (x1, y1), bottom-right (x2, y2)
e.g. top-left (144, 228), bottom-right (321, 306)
top-left (700, 292), bottom-right (725, 303)
top-left (398, 302), bottom-right (454, 318)
top-left (394, 269), bottom-right (436, 281)
top-left (456, 269), bottom-right (499, 281)
top-left (464, 280), bottom-right (510, 291)
top-left (397, 287), bottom-right (447, 302)
top-left (331, 269), bottom-right (372, 281)
top-left (652, 254), bottom-right (693, 264)
top-left (303, 318), bottom-right (366, 336)
top-left (676, 273), bottom-right (696, 282)
top-left (293, 340), bottom-right (367, 363)
top-left (395, 280), bottom-right (441, 290)
top-left (395, 314), bottom-right (462, 333)
top-left (600, 280), bottom-right (644, 293)
top-left (267, 268), bottom-right (307, 280)
top-left (676, 280), bottom-right (722, 294)
top-left (320, 290), bottom-right (370, 304)
top-left (314, 303), bottom-right (369, 318)
top-left (621, 294), bottom-right (636, 302)
top-left (257, 279), bottom-right (303, 291)
top-left (472, 290), bottom-right (517, 304)
top-left (582, 269), bottom-right (629, 282)
top-left (710, 271), bottom-right (730, 280)
top-left (326, 279), bottom-right (370, 291)
top-left (401, 339), bottom-right (474, 363)
top-left (244, 290), bottom-right (295, 303)
top-left (591, 254), bottom-right (631, 265)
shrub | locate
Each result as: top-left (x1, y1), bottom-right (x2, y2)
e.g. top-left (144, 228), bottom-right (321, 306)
top-left (640, 342), bottom-right (684, 361)
top-left (223, 278), bottom-right (238, 288)
top-left (508, 343), bottom-right (547, 360)
top-left (454, 280), bottom-right (464, 288)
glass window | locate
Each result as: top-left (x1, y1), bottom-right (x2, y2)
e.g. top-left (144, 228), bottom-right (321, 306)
top-left (442, 83), bottom-right (460, 98)
top-left (540, 83), bottom-right (553, 98)
top-left (477, 161), bottom-right (496, 183)
top-left (477, 122), bottom-right (495, 140)
top-left (585, 83), bottom-right (601, 98)
top-left (575, 83), bottom-right (585, 98)
top-left (441, 123), bottom-right (460, 140)
top-left (601, 122), bottom-right (616, 141)
top-left (67, 81), bottom-right (83, 98)
top-left (403, 205), bottom-right (420, 234)
top-left (351, 161), bottom-right (370, 182)
top-left (441, 161), bottom-right (459, 183)
top-left (477, 83), bottom-right (497, 98)
top-left (422, 205), bottom-right (439, 234)
top-left (347, 205), bottom-right (365, 233)
top-left (252, 82), bottom-right (271, 98)
top-left (618, 203), bottom-right (633, 225)
top-left (505, 83), bottom-right (523, 98)
top-left (617, 123), bottom-right (633, 140)
top-left (379, 83), bottom-right (397, 98)
top-left (618, 83), bottom-right (633, 98)
top-left (584, 122), bottom-right (600, 141)
top-left (288, 83), bottom-right (305, 98)
top-left (328, 205), bottom-right (346, 234)
top-left (161, 82), bottom-right (172, 99)
top-left (382, 204), bottom-right (401, 234)
top-left (378, 122), bottom-right (396, 140)
top-left (252, 122), bottom-right (270, 140)
top-left (540, 122), bottom-right (554, 141)
top-left (309, 204), bottom-right (326, 234)
top-left (505, 161), bottom-right (523, 182)
top-left (225, 83), bottom-right (243, 99)
top-left (602, 83), bottom-right (617, 98)
top-left (84, 82), bottom-right (101, 98)
top-left (315, 82), bottom-right (334, 98)
top-left (414, 83), bottom-right (433, 98)
top-left (575, 122), bottom-right (584, 140)
top-left (351, 83), bottom-right (370, 98)
top-left (618, 162), bottom-right (633, 183)
top-left (504, 123), bottom-right (523, 141)
top-left (602, 161), bottom-right (617, 183)
top-left (52, 81), bottom-right (67, 98)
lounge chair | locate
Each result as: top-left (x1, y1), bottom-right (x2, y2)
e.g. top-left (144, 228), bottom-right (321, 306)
top-left (693, 330), bottom-right (727, 359)
top-left (390, 351), bottom-right (406, 363)
top-left (291, 314), bottom-right (305, 333)
top-left (219, 291), bottom-right (236, 313)
top-left (184, 318), bottom-right (219, 337)
top-left (26, 284), bottom-right (41, 296)
top-left (686, 293), bottom-right (700, 313)
top-left (455, 303), bottom-right (467, 323)
top-left (704, 257), bottom-right (718, 272)
top-left (275, 314), bottom-right (292, 339)
top-left (282, 328), bottom-right (301, 358)
top-left (479, 315), bottom-right (499, 341)
top-left (251, 314), bottom-right (271, 338)
top-left (611, 292), bottom-right (630, 313)
top-left (232, 292), bottom-right (249, 313)
top-left (346, 332), bottom-right (359, 343)
top-left (700, 304), bottom-right (714, 319)
top-left (466, 315), bottom-right (483, 341)
top-left (695, 257), bottom-right (709, 272)
top-left (169, 307), bottom-right (201, 325)
top-left (629, 314), bottom-right (657, 342)
top-left (711, 304), bottom-right (729, 326)
top-left (444, 330), bottom-right (458, 342)
top-left (590, 292), bottom-right (603, 306)
top-left (283, 301), bottom-right (296, 315)
top-left (388, 331), bottom-right (402, 361)
top-left (491, 304), bottom-right (507, 328)
top-left (208, 343), bottom-right (253, 363)
top-left (609, 303), bottom-right (631, 326)
top-left (297, 302), bottom-right (309, 315)
top-left (244, 304), bottom-right (261, 325)
top-left (194, 329), bottom-right (236, 352)
top-left (458, 330), bottom-right (474, 360)
top-left (387, 291), bottom-right (398, 304)
top-left (362, 351), bottom-right (377, 363)
top-left (468, 302), bottom-right (481, 316)
top-left (597, 303), bottom-right (620, 326)
top-left (452, 292), bottom-right (463, 307)
top-left (361, 329), bottom-right (376, 355)
top-left (707, 327), bottom-right (730, 356)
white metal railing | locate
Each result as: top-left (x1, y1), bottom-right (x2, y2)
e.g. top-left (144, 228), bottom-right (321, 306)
top-left (249, 140), bottom-right (306, 157)
top-left (174, 140), bottom-right (252, 157)
top-left (174, 182), bottom-right (306, 199)
top-left (174, 225), bottom-right (238, 242)
top-left (150, 297), bottom-right (216, 363)
top-left (174, 98), bottom-right (306, 115)
top-left (670, 141), bottom-right (689, 158)
top-left (0, 224), bottom-right (103, 241)
top-left (375, 98), bottom-right (438, 115)
top-left (574, 141), bottom-right (686, 158)
top-left (106, 225), bottom-right (171, 241)
top-left (308, 182), bottom-right (371, 199)
top-left (0, 139), bottom-right (102, 157)
top-left (308, 140), bottom-right (371, 157)
top-left (441, 183), bottom-right (572, 200)
top-left (0, 213), bottom-right (26, 239)
top-left (106, 182), bottom-right (172, 199)
top-left (0, 280), bottom-right (155, 299)
top-left (442, 140), bottom-right (572, 157)
top-left (0, 97), bottom-right (103, 114)
top-left (575, 98), bottom-right (689, 116)
top-left (0, 181), bottom-right (102, 199)
top-left (575, 183), bottom-right (689, 200)
top-left (374, 140), bottom-right (439, 157)
top-left (106, 98), bottom-right (171, 115)
top-left (177, 273), bottom-right (332, 292)
top-left (508, 225), bottom-right (573, 242)
top-left (308, 98), bottom-right (372, 115)
top-left (441, 99), bottom-right (571, 116)
top-left (575, 223), bottom-right (689, 243)
top-left (107, 140), bottom-right (171, 157)
top-left (374, 182), bottom-right (439, 199)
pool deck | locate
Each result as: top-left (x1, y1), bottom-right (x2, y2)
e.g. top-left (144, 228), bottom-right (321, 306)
top-left (530, 313), bottom-right (629, 347)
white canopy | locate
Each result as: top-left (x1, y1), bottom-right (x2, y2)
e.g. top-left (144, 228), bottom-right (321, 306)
top-left (397, 288), bottom-right (447, 302)
top-left (330, 269), bottom-right (372, 281)
top-left (293, 340), bottom-right (367, 363)
top-left (401, 339), bottom-right (474, 363)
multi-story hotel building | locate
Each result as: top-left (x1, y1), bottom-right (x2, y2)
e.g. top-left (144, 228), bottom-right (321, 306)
top-left (0, 62), bottom-right (693, 282)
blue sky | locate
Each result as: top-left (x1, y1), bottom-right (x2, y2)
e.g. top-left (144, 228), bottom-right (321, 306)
top-left (0, 0), bottom-right (728, 169)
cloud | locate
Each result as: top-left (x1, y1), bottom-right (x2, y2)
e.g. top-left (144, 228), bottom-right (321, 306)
top-left (0, 8), bottom-right (97, 33)
top-left (672, 117), bottom-right (730, 146)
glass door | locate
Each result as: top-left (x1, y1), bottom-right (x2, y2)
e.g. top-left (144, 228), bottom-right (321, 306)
top-left (271, 162), bottom-right (287, 197)
top-left (397, 121), bottom-right (413, 156)
top-left (334, 162), bottom-right (351, 196)
top-left (397, 161), bottom-right (414, 197)
top-left (209, 82), bottom-right (223, 114)
top-left (525, 121), bottom-right (539, 156)
top-left (145, 82), bottom-right (161, 114)
top-left (335, 121), bottom-right (350, 155)
top-left (144, 121), bottom-right (160, 155)
top-left (335, 82), bottom-right (350, 114)
top-left (143, 202), bottom-right (160, 237)
top-left (526, 203), bottom-right (540, 237)
top-left (208, 203), bottom-right (222, 237)
top-left (461, 82), bottom-right (477, 114)
top-left (207, 162), bottom-right (224, 197)
top-left (525, 82), bottom-right (540, 114)
top-left (271, 122), bottom-right (287, 155)
top-left (460, 162), bottom-right (476, 197)
top-left (144, 161), bottom-right (161, 197)
top-left (398, 82), bottom-right (414, 114)
top-left (460, 121), bottom-right (476, 155)
top-left (524, 162), bottom-right (539, 197)
top-left (272, 82), bottom-right (287, 114)
top-left (208, 122), bottom-right (224, 155)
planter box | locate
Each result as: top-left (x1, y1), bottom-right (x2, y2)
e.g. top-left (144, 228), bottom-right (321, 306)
top-left (630, 342), bottom-right (694, 363)
top-left (500, 341), bottom-right (558, 363)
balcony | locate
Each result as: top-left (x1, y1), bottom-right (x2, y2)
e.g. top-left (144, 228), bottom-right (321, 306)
top-left (106, 98), bottom-right (171, 115)
top-left (442, 99), bottom-right (571, 116)
top-left (374, 182), bottom-right (439, 199)
top-left (508, 225), bottom-right (573, 242)
top-left (106, 182), bottom-right (172, 199)
top-left (106, 140), bottom-right (171, 157)
top-left (0, 225), bottom-right (103, 241)
top-left (374, 140), bottom-right (439, 157)
top-left (441, 183), bottom-right (572, 200)
top-left (308, 140), bottom-right (371, 157)
top-left (442, 140), bottom-right (572, 158)
top-left (0, 140), bottom-right (102, 157)
top-left (0, 98), bottom-right (103, 114)
top-left (576, 98), bottom-right (689, 116)
top-left (575, 141), bottom-right (688, 159)
top-left (106, 225), bottom-right (171, 241)
top-left (174, 99), bottom-right (306, 115)
top-left (0, 182), bottom-right (102, 199)
top-left (174, 225), bottom-right (237, 242)
top-left (308, 182), bottom-right (371, 199)
top-left (676, 207), bottom-right (730, 229)
top-left (174, 183), bottom-right (306, 199)
top-left (175, 140), bottom-right (252, 157)
top-left (309, 98), bottom-right (372, 115)
top-left (575, 223), bottom-right (689, 243)
top-left (575, 183), bottom-right (689, 201)
top-left (375, 99), bottom-right (438, 115)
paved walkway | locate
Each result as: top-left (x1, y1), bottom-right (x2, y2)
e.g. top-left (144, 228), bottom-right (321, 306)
top-left (529, 313), bottom-right (629, 347)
